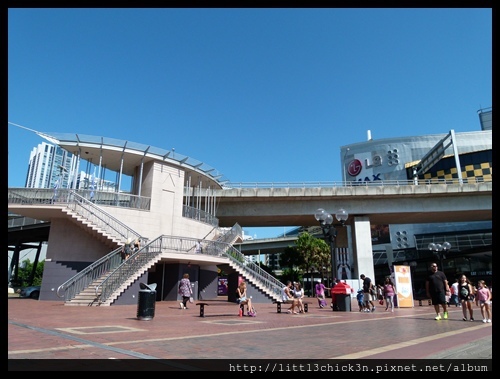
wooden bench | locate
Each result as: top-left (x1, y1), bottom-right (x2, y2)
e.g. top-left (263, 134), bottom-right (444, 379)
top-left (273, 300), bottom-right (310, 313)
top-left (196, 302), bottom-right (244, 317)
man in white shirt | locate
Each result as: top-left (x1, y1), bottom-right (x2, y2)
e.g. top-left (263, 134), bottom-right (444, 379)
top-left (451, 278), bottom-right (460, 307)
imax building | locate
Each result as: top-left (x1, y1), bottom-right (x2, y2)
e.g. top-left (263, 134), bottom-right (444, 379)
top-left (338, 107), bottom-right (491, 289)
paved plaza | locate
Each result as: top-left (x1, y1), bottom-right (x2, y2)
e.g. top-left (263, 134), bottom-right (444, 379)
top-left (8, 296), bottom-right (492, 371)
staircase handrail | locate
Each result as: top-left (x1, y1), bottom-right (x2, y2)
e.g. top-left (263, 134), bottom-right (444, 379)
top-left (8, 188), bottom-right (143, 244)
top-left (97, 235), bottom-right (211, 303)
top-left (56, 223), bottom-right (239, 303)
top-left (222, 243), bottom-right (284, 300)
top-left (216, 223), bottom-right (242, 244)
top-left (67, 191), bottom-right (143, 244)
top-left (182, 204), bottom-right (219, 227)
top-left (7, 187), bottom-right (150, 210)
top-left (97, 234), bottom-right (284, 304)
top-left (56, 247), bottom-right (123, 301)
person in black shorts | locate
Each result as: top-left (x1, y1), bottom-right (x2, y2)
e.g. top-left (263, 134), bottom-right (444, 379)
top-left (458, 274), bottom-right (475, 321)
top-left (425, 262), bottom-right (450, 320)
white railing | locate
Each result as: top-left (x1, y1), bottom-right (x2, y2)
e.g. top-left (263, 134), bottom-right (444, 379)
top-left (222, 177), bottom-right (491, 189)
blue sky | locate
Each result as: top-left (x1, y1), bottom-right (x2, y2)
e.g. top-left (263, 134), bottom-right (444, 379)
top-left (8, 8), bottom-right (492, 239)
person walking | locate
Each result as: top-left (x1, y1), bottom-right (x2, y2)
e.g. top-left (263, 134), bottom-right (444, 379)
top-left (377, 284), bottom-right (384, 306)
top-left (195, 240), bottom-right (202, 254)
top-left (458, 274), bottom-right (475, 321)
top-left (360, 274), bottom-right (376, 312)
top-left (178, 273), bottom-right (193, 310)
top-left (425, 262), bottom-right (450, 320)
top-left (383, 277), bottom-right (396, 312)
top-left (356, 288), bottom-right (365, 312)
top-left (315, 279), bottom-right (328, 308)
top-left (121, 237), bottom-right (133, 261)
top-left (450, 278), bottom-right (460, 307)
top-left (133, 238), bottom-right (141, 253)
top-left (475, 280), bottom-right (492, 323)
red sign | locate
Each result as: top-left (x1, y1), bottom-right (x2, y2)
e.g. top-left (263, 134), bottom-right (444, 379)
top-left (347, 159), bottom-right (362, 177)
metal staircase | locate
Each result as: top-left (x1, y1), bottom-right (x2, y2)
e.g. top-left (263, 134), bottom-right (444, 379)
top-left (9, 188), bottom-right (284, 305)
top-left (8, 188), bottom-right (142, 246)
top-left (59, 229), bottom-right (283, 306)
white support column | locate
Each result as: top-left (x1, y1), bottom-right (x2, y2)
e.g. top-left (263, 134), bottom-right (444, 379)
top-left (352, 216), bottom-right (375, 281)
top-left (450, 129), bottom-right (463, 184)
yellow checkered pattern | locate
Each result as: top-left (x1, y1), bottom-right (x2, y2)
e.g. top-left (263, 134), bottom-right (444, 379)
top-left (423, 162), bottom-right (492, 181)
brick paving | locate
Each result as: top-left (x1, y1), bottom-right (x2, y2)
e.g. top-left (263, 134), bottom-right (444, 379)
top-left (8, 296), bottom-right (492, 370)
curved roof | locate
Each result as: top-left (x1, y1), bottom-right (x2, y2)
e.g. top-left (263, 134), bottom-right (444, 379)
top-left (35, 131), bottom-right (229, 187)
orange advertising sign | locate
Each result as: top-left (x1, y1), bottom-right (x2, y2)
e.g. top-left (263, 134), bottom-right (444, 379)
top-left (394, 265), bottom-right (414, 308)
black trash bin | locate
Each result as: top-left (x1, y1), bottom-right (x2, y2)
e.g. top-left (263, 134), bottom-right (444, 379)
top-left (331, 281), bottom-right (352, 312)
top-left (137, 283), bottom-right (157, 320)
top-left (336, 294), bottom-right (352, 312)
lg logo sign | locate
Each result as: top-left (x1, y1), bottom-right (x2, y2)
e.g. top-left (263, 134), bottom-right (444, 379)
top-left (347, 159), bottom-right (362, 176)
top-left (346, 154), bottom-right (384, 182)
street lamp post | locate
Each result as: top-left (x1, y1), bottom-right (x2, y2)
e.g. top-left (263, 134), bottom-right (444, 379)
top-left (428, 242), bottom-right (451, 273)
top-left (314, 208), bottom-right (349, 286)
top-left (409, 261), bottom-right (417, 293)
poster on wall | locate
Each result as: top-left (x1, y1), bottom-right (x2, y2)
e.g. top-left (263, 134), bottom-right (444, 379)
top-left (394, 265), bottom-right (414, 308)
top-left (218, 277), bottom-right (228, 295)
top-left (371, 224), bottom-right (391, 245)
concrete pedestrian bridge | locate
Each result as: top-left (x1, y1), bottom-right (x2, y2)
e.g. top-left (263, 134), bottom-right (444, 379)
top-left (214, 180), bottom-right (492, 227)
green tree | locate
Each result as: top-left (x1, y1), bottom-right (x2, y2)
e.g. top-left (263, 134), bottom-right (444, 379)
top-left (278, 246), bottom-right (304, 284)
top-left (279, 267), bottom-right (302, 285)
top-left (295, 232), bottom-right (330, 295)
top-left (16, 259), bottom-right (44, 286)
top-left (314, 240), bottom-right (331, 283)
top-left (278, 245), bottom-right (304, 269)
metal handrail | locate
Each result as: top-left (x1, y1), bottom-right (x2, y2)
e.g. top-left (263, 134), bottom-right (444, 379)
top-left (7, 187), bottom-right (151, 210)
top-left (223, 245), bottom-right (284, 301)
top-left (56, 247), bottom-right (123, 300)
top-left (68, 191), bottom-right (144, 243)
top-left (9, 187), bottom-right (147, 303)
top-left (97, 232), bottom-right (283, 305)
top-left (8, 188), bottom-right (144, 245)
top-left (222, 177), bottom-right (491, 189)
top-left (55, 222), bottom-right (242, 304)
top-left (216, 223), bottom-right (242, 244)
top-left (182, 204), bottom-right (219, 227)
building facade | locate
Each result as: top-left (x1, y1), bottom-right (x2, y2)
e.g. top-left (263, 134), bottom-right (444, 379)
top-left (26, 142), bottom-right (76, 189)
top-left (340, 108), bottom-right (492, 288)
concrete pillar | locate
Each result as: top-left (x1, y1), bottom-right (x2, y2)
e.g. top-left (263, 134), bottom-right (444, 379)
top-left (352, 216), bottom-right (375, 281)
